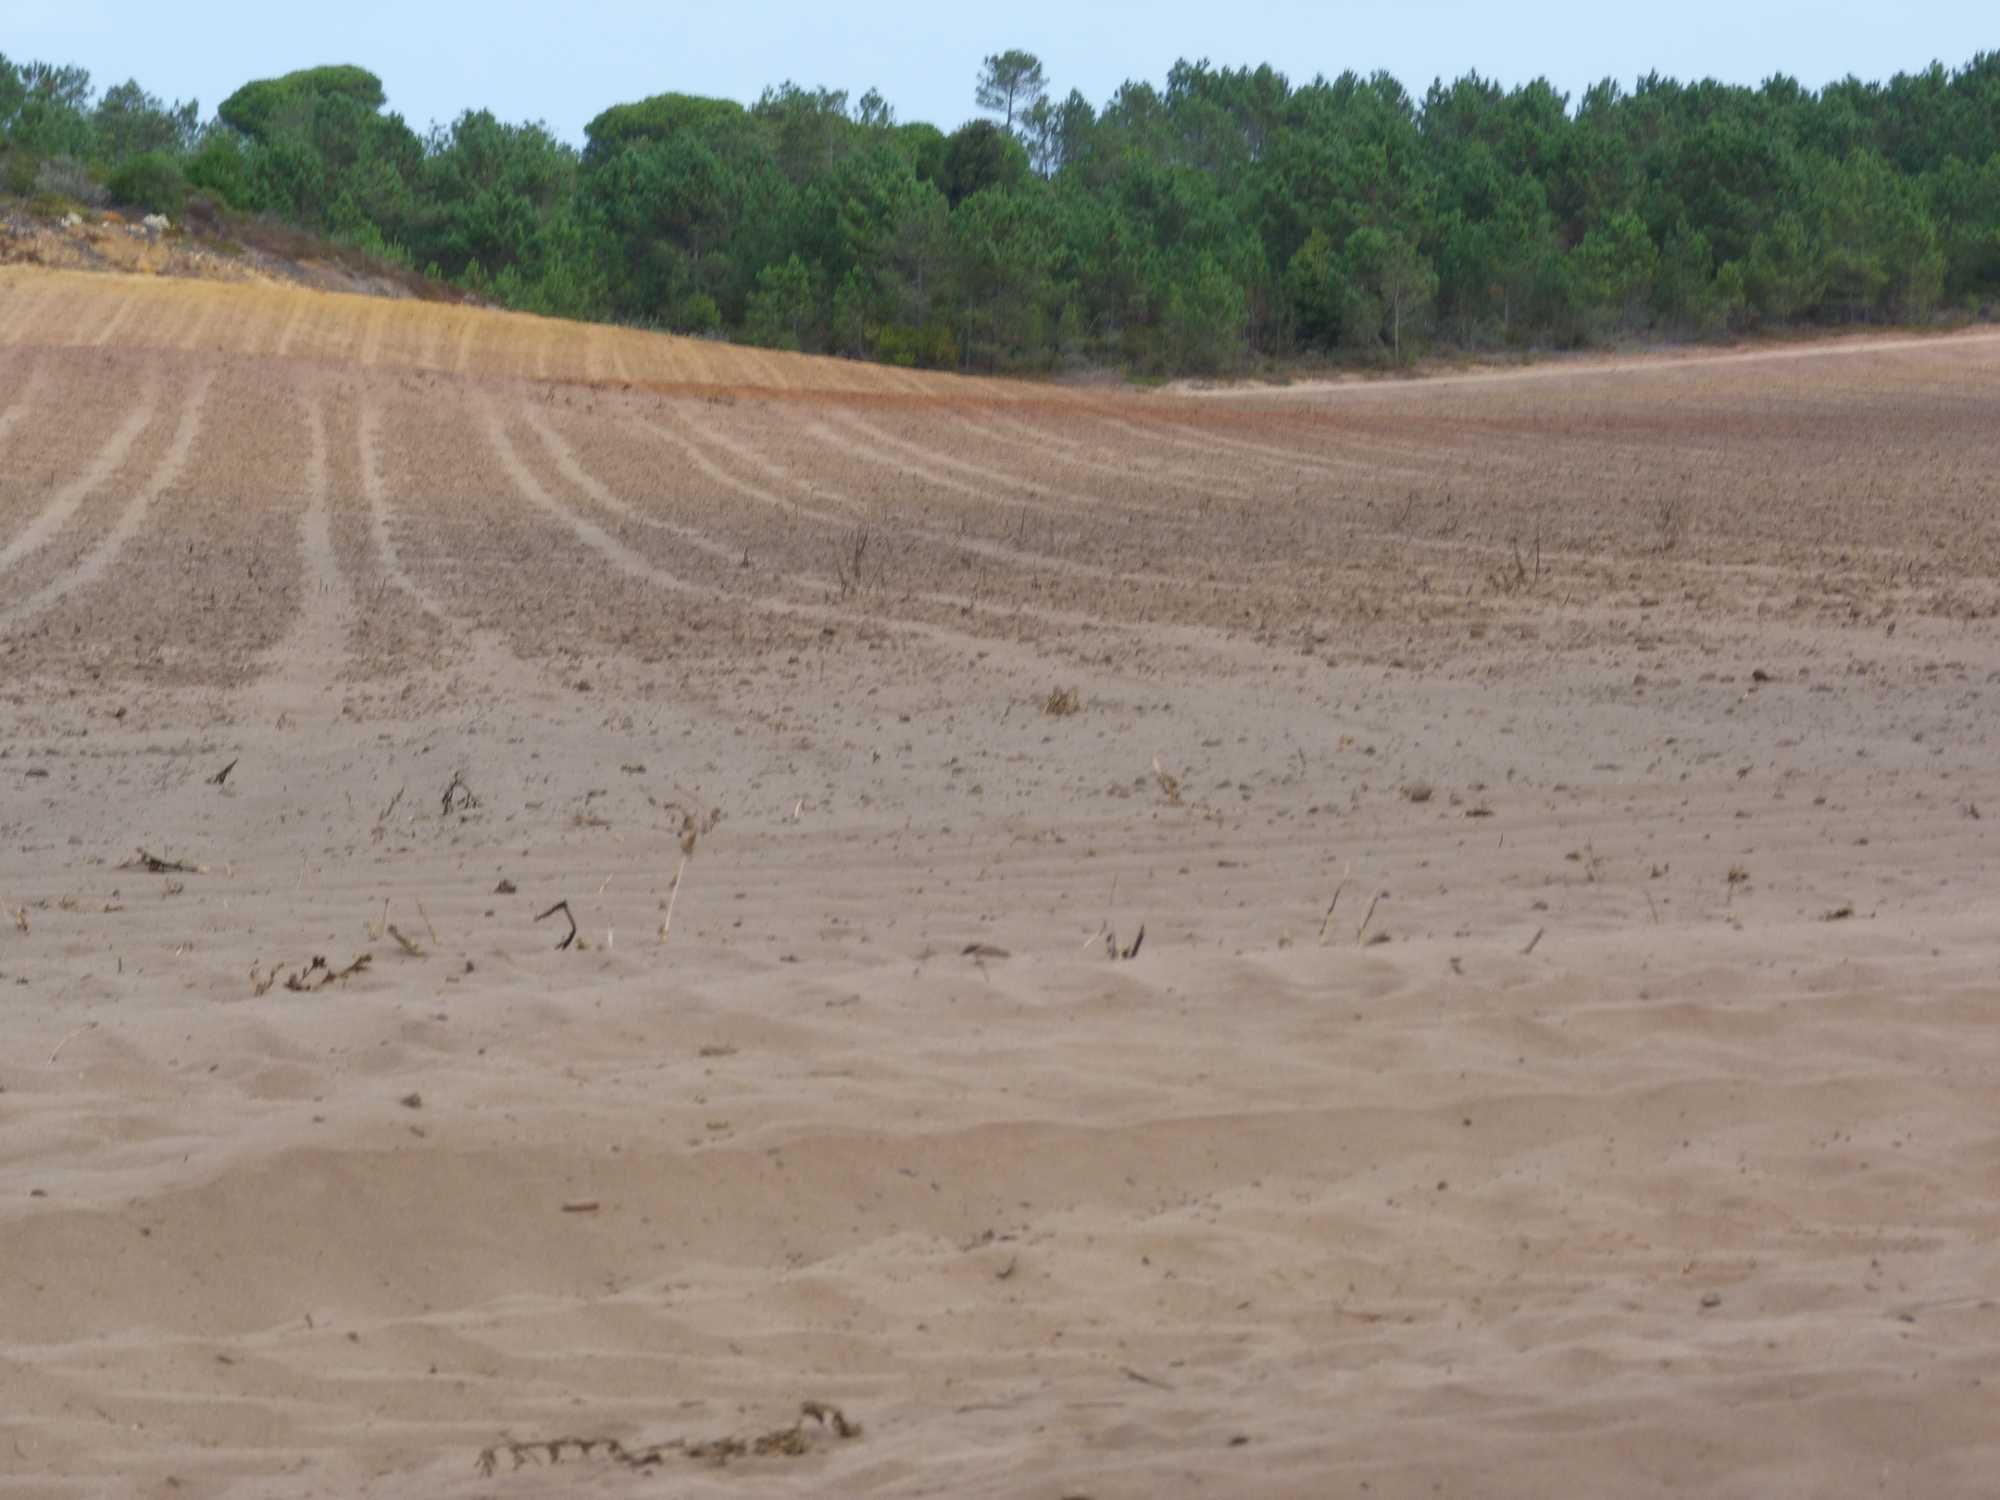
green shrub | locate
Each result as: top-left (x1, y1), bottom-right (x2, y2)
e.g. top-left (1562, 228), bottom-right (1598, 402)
top-left (868, 320), bottom-right (958, 368)
top-left (674, 292), bottom-right (721, 335)
top-left (334, 217), bottom-right (411, 267)
top-left (106, 152), bottom-right (187, 215)
top-left (185, 133), bottom-right (254, 210)
top-left (1, 148), bottom-right (38, 198)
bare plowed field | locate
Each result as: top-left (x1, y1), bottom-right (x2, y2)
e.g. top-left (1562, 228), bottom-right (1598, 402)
top-left (4, 269), bottom-right (2000, 1498)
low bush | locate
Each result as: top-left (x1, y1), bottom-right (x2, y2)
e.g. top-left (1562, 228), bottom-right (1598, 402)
top-left (33, 156), bottom-right (106, 207)
top-left (106, 151), bottom-right (187, 215)
top-left (1, 147), bottom-right (38, 198)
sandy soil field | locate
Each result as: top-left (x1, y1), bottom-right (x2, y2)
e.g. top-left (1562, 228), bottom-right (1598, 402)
top-left (3, 268), bottom-right (2000, 1498)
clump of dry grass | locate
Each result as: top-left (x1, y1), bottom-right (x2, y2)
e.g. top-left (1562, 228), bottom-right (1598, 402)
top-left (1042, 686), bottom-right (1081, 717)
top-left (252, 953), bottom-right (372, 995)
top-left (1488, 524), bottom-right (1543, 594)
top-left (659, 793), bottom-right (723, 944)
top-left (1655, 492), bottom-right (1689, 552)
top-left (833, 526), bottom-right (881, 597)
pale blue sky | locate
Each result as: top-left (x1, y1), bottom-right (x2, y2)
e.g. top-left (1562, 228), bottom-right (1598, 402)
top-left (8, 0), bottom-right (1993, 143)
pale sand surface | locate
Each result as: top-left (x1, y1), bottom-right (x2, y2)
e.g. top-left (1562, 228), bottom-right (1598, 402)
top-left (2, 271), bottom-right (1999, 1497)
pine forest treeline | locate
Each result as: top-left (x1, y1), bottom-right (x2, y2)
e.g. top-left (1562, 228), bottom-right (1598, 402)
top-left (3, 50), bottom-right (1998, 374)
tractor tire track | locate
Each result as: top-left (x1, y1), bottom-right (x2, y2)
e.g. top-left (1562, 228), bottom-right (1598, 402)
top-left (248, 382), bottom-right (355, 704)
top-left (667, 405), bottom-right (1212, 593)
top-left (270, 296), bottom-right (311, 359)
top-left (475, 396), bottom-right (724, 604)
top-left (450, 310), bottom-right (479, 376)
top-left (782, 415), bottom-right (1212, 591)
top-left (959, 409), bottom-right (1266, 504)
top-left (481, 395), bottom-right (1144, 662)
top-left (356, 393), bottom-right (464, 629)
top-left (0, 281), bottom-right (53, 344)
top-left (0, 357), bottom-right (49, 463)
top-left (358, 303), bottom-right (390, 368)
top-left (1097, 410), bottom-right (1432, 485)
top-left (0, 370), bottom-right (211, 633)
top-left (171, 299), bottom-right (219, 355)
top-left (522, 403), bottom-right (763, 569)
top-left (417, 306), bottom-right (448, 371)
top-left (0, 373), bottom-right (159, 578)
top-left (819, 407), bottom-right (1187, 527)
top-left (647, 405), bottom-right (866, 527)
top-left (77, 285), bottom-right (132, 344)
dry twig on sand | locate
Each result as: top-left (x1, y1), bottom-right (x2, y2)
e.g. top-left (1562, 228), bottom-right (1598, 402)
top-left (49, 1022), bottom-right (96, 1063)
top-left (279, 954), bottom-right (373, 992)
top-left (1151, 755), bottom-right (1183, 807)
top-left (442, 771), bottom-right (478, 815)
top-left (121, 848), bottom-right (203, 875)
top-left (659, 856), bottom-right (688, 945)
top-left (657, 795), bottom-right (721, 945)
top-left (1316, 881), bottom-right (1347, 944)
top-left (476, 1402), bottom-right (861, 1477)
top-left (207, 758), bottom-right (238, 787)
top-left (537, 900), bottom-right (579, 950)
top-left (1099, 925), bottom-right (1145, 960)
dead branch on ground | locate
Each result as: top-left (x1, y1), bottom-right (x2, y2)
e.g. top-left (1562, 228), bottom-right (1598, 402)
top-left (476, 1402), bottom-right (861, 1477)
top-left (121, 848), bottom-right (204, 875)
top-left (280, 953), bottom-right (373, 992)
top-left (1354, 892), bottom-right (1383, 945)
top-left (1316, 881), bottom-right (1347, 944)
top-left (537, 900), bottom-right (578, 950)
